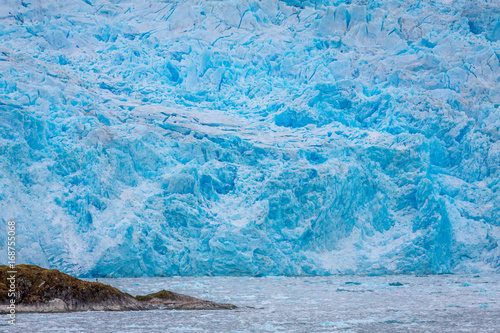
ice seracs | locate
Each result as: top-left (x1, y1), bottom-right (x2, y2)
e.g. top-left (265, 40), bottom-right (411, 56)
top-left (0, 0), bottom-right (499, 276)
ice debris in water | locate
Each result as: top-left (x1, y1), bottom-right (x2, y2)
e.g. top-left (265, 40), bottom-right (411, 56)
top-left (0, 0), bottom-right (499, 277)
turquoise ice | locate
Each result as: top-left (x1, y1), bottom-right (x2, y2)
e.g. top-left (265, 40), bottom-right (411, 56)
top-left (0, 0), bottom-right (499, 276)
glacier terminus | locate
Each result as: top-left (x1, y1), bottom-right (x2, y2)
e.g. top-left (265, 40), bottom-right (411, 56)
top-left (0, 0), bottom-right (499, 277)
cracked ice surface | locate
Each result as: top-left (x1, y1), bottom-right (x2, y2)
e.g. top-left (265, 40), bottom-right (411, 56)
top-left (0, 0), bottom-right (499, 276)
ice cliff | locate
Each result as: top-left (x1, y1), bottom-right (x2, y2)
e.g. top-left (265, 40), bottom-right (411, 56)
top-left (0, 0), bottom-right (499, 276)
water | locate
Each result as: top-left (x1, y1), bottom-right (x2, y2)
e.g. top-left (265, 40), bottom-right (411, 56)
top-left (3, 275), bottom-right (499, 332)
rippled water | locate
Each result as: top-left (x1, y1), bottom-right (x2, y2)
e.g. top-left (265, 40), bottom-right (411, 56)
top-left (3, 275), bottom-right (499, 332)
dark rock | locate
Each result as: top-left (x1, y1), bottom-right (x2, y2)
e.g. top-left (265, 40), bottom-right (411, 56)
top-left (0, 265), bottom-right (236, 313)
top-left (136, 290), bottom-right (236, 310)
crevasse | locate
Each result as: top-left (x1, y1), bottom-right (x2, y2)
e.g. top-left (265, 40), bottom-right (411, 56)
top-left (0, 0), bottom-right (499, 277)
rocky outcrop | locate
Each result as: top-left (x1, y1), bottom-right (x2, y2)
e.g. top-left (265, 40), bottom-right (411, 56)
top-left (136, 290), bottom-right (236, 310)
top-left (0, 265), bottom-right (236, 313)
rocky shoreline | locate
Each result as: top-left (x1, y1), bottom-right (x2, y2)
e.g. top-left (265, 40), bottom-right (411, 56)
top-left (0, 265), bottom-right (236, 313)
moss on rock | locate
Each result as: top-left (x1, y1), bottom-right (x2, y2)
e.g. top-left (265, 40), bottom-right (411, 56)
top-left (0, 265), bottom-right (236, 312)
top-left (136, 290), bottom-right (176, 302)
top-left (0, 265), bottom-right (132, 306)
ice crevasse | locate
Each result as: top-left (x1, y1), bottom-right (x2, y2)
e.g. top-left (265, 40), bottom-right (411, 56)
top-left (0, 0), bottom-right (499, 276)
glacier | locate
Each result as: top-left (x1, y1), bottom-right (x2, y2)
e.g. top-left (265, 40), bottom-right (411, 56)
top-left (0, 0), bottom-right (499, 277)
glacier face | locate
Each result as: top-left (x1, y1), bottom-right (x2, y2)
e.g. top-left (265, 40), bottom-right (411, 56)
top-left (0, 0), bottom-right (499, 277)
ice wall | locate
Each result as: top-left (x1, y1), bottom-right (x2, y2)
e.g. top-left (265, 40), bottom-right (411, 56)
top-left (0, 0), bottom-right (499, 276)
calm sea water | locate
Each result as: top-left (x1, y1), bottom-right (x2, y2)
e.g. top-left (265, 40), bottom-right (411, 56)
top-left (2, 275), bottom-right (499, 332)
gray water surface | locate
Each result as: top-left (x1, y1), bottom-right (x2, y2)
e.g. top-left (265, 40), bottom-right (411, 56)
top-left (3, 275), bottom-right (500, 332)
